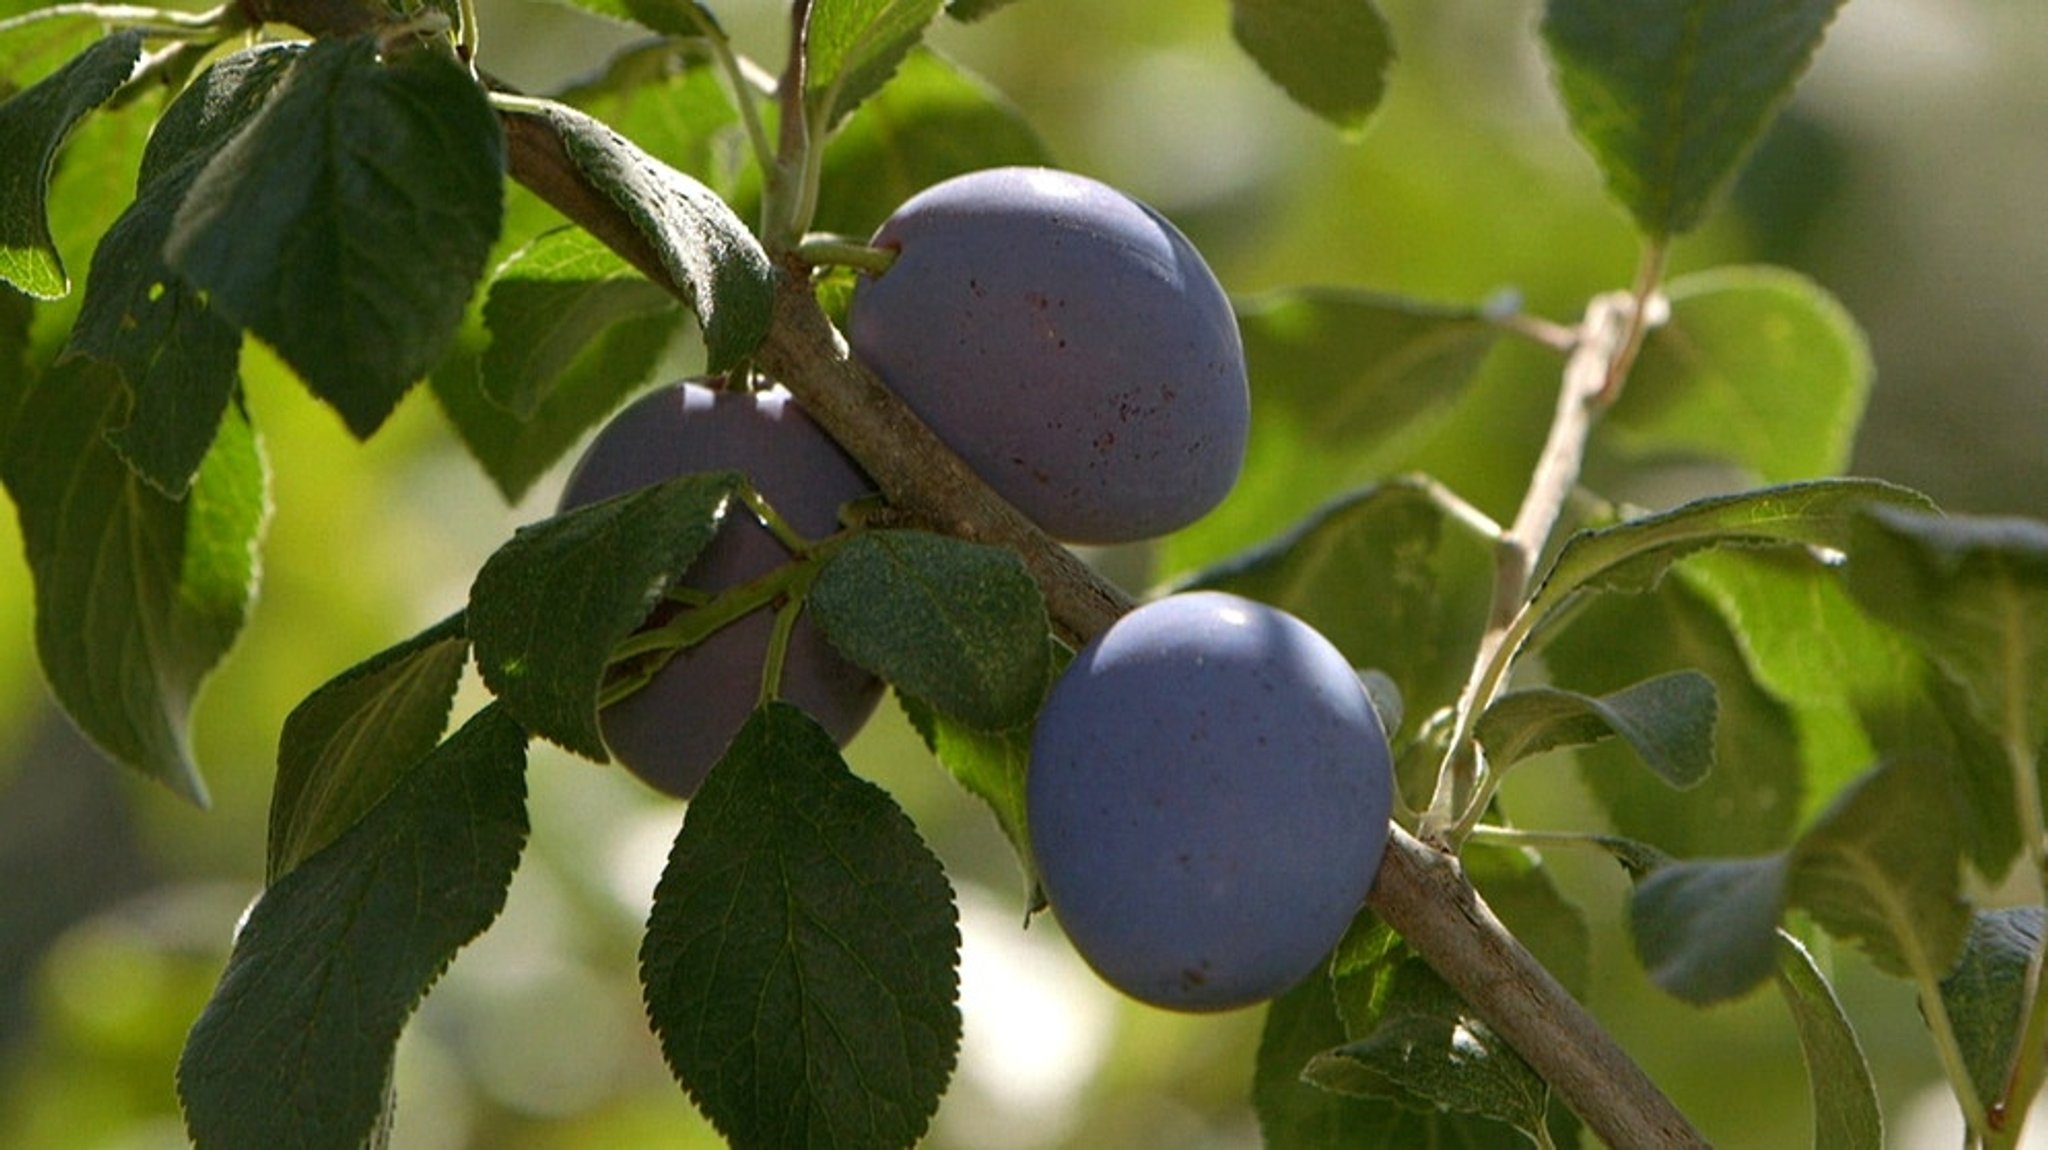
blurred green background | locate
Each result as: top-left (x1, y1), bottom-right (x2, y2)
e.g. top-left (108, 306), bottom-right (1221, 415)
top-left (4, 0), bottom-right (2046, 1146)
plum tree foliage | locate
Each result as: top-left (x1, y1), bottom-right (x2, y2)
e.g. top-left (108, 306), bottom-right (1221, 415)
top-left (849, 166), bottom-right (1249, 544)
top-left (2, 0), bottom-right (2045, 1148)
top-left (1028, 590), bottom-right (1393, 1012)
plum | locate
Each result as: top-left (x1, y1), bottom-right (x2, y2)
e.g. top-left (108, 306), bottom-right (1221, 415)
top-left (847, 166), bottom-right (1249, 544)
top-left (559, 380), bottom-right (883, 798)
top-left (1026, 591), bottom-right (1392, 1011)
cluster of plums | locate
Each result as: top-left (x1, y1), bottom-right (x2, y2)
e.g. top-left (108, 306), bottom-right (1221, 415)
top-left (561, 167), bottom-right (1392, 1010)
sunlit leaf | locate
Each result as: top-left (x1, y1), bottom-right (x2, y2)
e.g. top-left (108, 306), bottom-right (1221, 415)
top-left (1775, 931), bottom-right (1883, 1150)
top-left (899, 691), bottom-right (1040, 906)
top-left (0, 30), bottom-right (140, 298)
top-left (805, 0), bottom-right (944, 129)
top-left (641, 703), bottom-right (959, 1150)
top-left (481, 226), bottom-right (678, 418)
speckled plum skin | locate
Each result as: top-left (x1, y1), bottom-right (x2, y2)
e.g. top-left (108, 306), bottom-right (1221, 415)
top-left (847, 167), bottom-right (1249, 544)
top-left (558, 381), bottom-right (883, 798)
top-left (1026, 591), bottom-right (1393, 1012)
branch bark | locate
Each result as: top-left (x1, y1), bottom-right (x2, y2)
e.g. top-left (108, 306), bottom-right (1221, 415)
top-left (238, 2), bottom-right (1709, 1141)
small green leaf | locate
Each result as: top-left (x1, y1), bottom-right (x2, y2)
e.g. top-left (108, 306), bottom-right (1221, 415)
top-left (1775, 931), bottom-right (1884, 1150)
top-left (178, 705), bottom-right (530, 1150)
top-left (66, 44), bottom-right (304, 496)
top-left (899, 691), bottom-right (1040, 906)
top-left (1183, 478), bottom-right (1495, 739)
top-left (1530, 478), bottom-right (1934, 629)
top-left (1787, 755), bottom-right (1969, 980)
top-left (1844, 505), bottom-right (2048, 758)
top-left (267, 614), bottom-right (470, 882)
top-left (812, 48), bottom-right (1049, 239)
top-left (811, 530), bottom-right (1050, 731)
top-left (166, 36), bottom-right (505, 438)
top-left (0, 30), bottom-right (141, 298)
top-left (0, 360), bottom-right (266, 803)
top-left (1541, 0), bottom-right (1850, 237)
top-left (1253, 974), bottom-right (1402, 1150)
top-left (1322, 920), bottom-right (1558, 1140)
top-left (481, 226), bottom-right (679, 418)
top-left (805, 0), bottom-right (944, 130)
top-left (944, 0), bottom-right (1021, 20)
top-left (1229, 0), bottom-right (1394, 133)
top-left (468, 472), bottom-right (739, 758)
top-left (1629, 854), bottom-right (1787, 1003)
top-left (1940, 907), bottom-right (2042, 1110)
top-left (533, 99), bottom-right (773, 371)
top-left (1479, 670), bottom-right (1716, 787)
top-left (1611, 266), bottom-right (1871, 483)
top-left (641, 703), bottom-right (960, 1150)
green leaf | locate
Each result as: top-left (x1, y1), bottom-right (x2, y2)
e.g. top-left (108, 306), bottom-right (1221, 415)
top-left (0, 360), bottom-right (266, 804)
top-left (1529, 478), bottom-right (1935, 629)
top-left (899, 691), bottom-right (1040, 906)
top-left (433, 310), bottom-right (681, 503)
top-left (1322, 920), bottom-right (1558, 1140)
top-left (1229, 0), bottom-right (1394, 133)
top-left (481, 226), bottom-right (679, 418)
top-left (1787, 755), bottom-right (1968, 980)
top-left (641, 703), bottom-right (960, 1150)
top-left (267, 614), bottom-right (470, 882)
top-left (1940, 907), bottom-right (2042, 1110)
top-left (529, 99), bottom-right (773, 372)
top-left (1680, 547), bottom-right (2020, 879)
top-left (1182, 478), bottom-right (1495, 739)
top-left (1463, 842), bottom-right (1590, 997)
top-left (811, 48), bottom-right (1049, 239)
top-left (178, 706), bottom-right (529, 1150)
top-left (944, 0), bottom-right (1021, 20)
top-left (1609, 266), bottom-right (1871, 483)
top-left (1544, 576), bottom-right (1802, 857)
top-left (1629, 854), bottom-right (1787, 1003)
top-left (468, 472), bottom-right (739, 758)
top-left (1541, 0), bottom-right (1849, 237)
top-left (1844, 505), bottom-right (2048, 759)
top-left (1775, 930), bottom-right (1884, 1150)
top-left (1478, 670), bottom-right (1716, 787)
top-left (0, 30), bottom-right (140, 298)
top-left (165, 36), bottom-right (505, 438)
top-left (559, 0), bottom-right (717, 37)
top-left (810, 530), bottom-right (1049, 731)
top-left (67, 44), bottom-right (304, 496)
top-left (557, 41), bottom-right (746, 199)
top-left (804, 0), bottom-right (944, 130)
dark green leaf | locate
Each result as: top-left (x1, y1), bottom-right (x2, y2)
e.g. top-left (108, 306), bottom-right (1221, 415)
top-left (1479, 670), bottom-right (1716, 787)
top-left (1845, 505), bottom-right (2048, 759)
top-left (1529, 478), bottom-right (1934, 629)
top-left (67, 44), bottom-right (304, 496)
top-left (1629, 854), bottom-right (1787, 1003)
top-left (178, 706), bottom-right (529, 1150)
top-left (1322, 920), bottom-right (1556, 1139)
top-left (1545, 576), bottom-right (1802, 856)
top-left (0, 30), bottom-right (140, 298)
top-left (433, 311), bottom-right (680, 503)
top-left (1610, 266), bottom-right (1871, 484)
top-left (805, 0), bottom-right (944, 129)
top-left (1787, 756), bottom-right (1968, 980)
top-left (1680, 547), bottom-right (2020, 879)
top-left (811, 530), bottom-right (1049, 731)
top-left (1253, 974), bottom-right (1395, 1150)
top-left (166, 36), bottom-right (505, 437)
top-left (1463, 842), bottom-right (1590, 997)
top-left (559, 0), bottom-right (717, 37)
top-left (899, 691), bottom-right (1040, 906)
top-left (1541, 0), bottom-right (1849, 237)
top-left (945, 0), bottom-right (1021, 20)
top-left (468, 472), bottom-right (739, 758)
top-left (1940, 907), bottom-right (2042, 1109)
top-left (1776, 931), bottom-right (1883, 1150)
top-left (481, 226), bottom-right (679, 418)
top-left (812, 48), bottom-right (1049, 239)
top-left (0, 360), bottom-right (265, 803)
top-left (529, 99), bottom-right (772, 372)
top-left (557, 41), bottom-right (746, 199)
top-left (1183, 478), bottom-right (1495, 739)
top-left (1229, 0), bottom-right (1394, 133)
top-left (268, 614), bottom-right (470, 881)
top-left (641, 703), bottom-right (960, 1150)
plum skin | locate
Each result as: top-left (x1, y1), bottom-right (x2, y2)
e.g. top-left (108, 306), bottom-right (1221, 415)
top-left (558, 380), bottom-right (883, 798)
top-left (1026, 591), bottom-right (1393, 1012)
top-left (847, 166), bottom-right (1249, 545)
